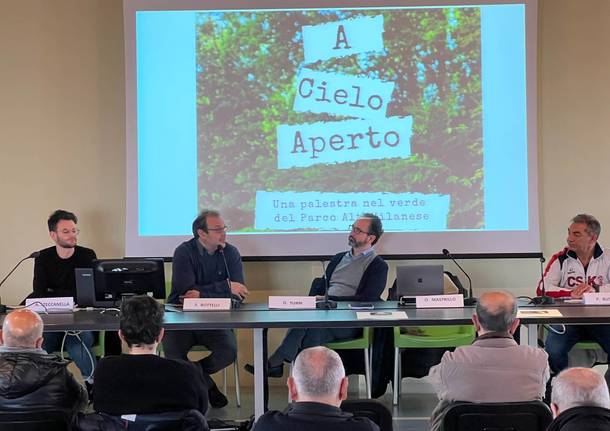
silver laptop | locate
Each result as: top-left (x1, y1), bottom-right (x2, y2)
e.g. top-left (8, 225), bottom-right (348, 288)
top-left (396, 265), bottom-right (444, 298)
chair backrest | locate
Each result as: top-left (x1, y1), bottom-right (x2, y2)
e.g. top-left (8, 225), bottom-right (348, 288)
top-left (74, 410), bottom-right (208, 431)
top-left (341, 399), bottom-right (393, 431)
top-left (442, 401), bottom-right (553, 431)
top-left (0, 409), bottom-right (71, 431)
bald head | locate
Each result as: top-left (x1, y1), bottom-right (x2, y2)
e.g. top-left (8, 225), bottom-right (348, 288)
top-left (292, 347), bottom-right (345, 400)
top-left (1, 309), bottom-right (44, 348)
top-left (475, 291), bottom-right (518, 333)
top-left (552, 367), bottom-right (610, 414)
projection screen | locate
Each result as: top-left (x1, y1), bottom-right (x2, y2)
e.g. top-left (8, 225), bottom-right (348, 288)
top-left (124, 0), bottom-right (539, 258)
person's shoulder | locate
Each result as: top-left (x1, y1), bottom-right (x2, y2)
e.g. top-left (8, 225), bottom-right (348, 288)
top-left (174, 238), bottom-right (197, 255)
top-left (346, 416), bottom-right (380, 430)
top-left (371, 254), bottom-right (388, 268)
top-left (224, 242), bottom-right (241, 256)
top-left (36, 246), bottom-right (56, 259)
top-left (75, 245), bottom-right (96, 257)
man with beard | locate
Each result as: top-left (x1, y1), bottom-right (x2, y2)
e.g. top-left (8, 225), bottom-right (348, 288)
top-left (245, 213), bottom-right (388, 378)
top-left (31, 209), bottom-right (97, 383)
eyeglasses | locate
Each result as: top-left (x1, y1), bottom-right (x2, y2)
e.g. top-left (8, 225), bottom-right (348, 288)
top-left (57, 228), bottom-right (80, 235)
top-left (207, 226), bottom-right (229, 233)
top-left (349, 225), bottom-right (370, 235)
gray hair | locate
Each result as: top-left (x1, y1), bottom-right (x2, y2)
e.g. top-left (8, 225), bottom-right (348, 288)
top-left (572, 214), bottom-right (601, 237)
top-left (292, 346), bottom-right (345, 398)
top-left (475, 291), bottom-right (517, 332)
top-left (552, 367), bottom-right (610, 411)
top-left (2, 310), bottom-right (43, 348)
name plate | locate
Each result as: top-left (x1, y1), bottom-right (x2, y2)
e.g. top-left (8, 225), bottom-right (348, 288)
top-left (25, 297), bottom-right (74, 313)
top-left (416, 294), bottom-right (464, 308)
top-left (269, 296), bottom-right (316, 309)
top-left (583, 292), bottom-right (610, 305)
top-left (183, 298), bottom-right (231, 311)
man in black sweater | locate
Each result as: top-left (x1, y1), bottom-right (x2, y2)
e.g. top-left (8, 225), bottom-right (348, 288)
top-left (93, 295), bottom-right (208, 415)
top-left (548, 367), bottom-right (610, 431)
top-left (253, 346), bottom-right (378, 431)
top-left (31, 209), bottom-right (97, 382)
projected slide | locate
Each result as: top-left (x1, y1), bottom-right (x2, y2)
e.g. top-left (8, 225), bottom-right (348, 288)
top-left (196, 8), bottom-right (480, 233)
top-left (126, 1), bottom-right (538, 257)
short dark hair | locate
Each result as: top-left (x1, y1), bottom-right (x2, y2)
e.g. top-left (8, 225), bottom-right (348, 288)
top-left (572, 214), bottom-right (601, 237)
top-left (361, 213), bottom-right (383, 245)
top-left (119, 295), bottom-right (164, 348)
top-left (47, 209), bottom-right (77, 232)
top-left (192, 209), bottom-right (221, 237)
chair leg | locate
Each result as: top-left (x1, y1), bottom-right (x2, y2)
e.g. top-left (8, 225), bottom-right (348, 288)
top-left (223, 367), bottom-right (227, 395)
top-left (234, 358), bottom-right (241, 407)
top-left (393, 347), bottom-right (400, 405)
top-left (288, 362), bottom-right (294, 403)
top-left (364, 347), bottom-right (371, 398)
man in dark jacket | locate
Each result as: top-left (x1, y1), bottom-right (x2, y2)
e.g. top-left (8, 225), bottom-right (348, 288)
top-left (0, 308), bottom-right (87, 416)
top-left (547, 367), bottom-right (610, 431)
top-left (252, 346), bottom-right (379, 431)
top-left (246, 213), bottom-right (388, 377)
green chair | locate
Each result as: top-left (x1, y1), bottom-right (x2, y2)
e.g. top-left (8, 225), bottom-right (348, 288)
top-left (163, 281), bottom-right (241, 406)
top-left (393, 325), bottom-right (475, 405)
top-left (325, 327), bottom-right (373, 398)
top-left (288, 328), bottom-right (373, 399)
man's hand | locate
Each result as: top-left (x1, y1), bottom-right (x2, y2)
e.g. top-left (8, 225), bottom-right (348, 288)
top-left (230, 281), bottom-right (249, 300)
top-left (179, 289), bottom-right (200, 302)
top-left (571, 283), bottom-right (595, 298)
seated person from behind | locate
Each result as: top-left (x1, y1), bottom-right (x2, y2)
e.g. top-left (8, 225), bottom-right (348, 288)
top-left (548, 367), bottom-right (610, 431)
top-left (427, 291), bottom-right (549, 431)
top-left (0, 309), bottom-right (87, 416)
top-left (252, 346), bottom-right (379, 431)
top-left (246, 213), bottom-right (388, 377)
top-left (93, 295), bottom-right (208, 415)
top-left (31, 209), bottom-right (97, 381)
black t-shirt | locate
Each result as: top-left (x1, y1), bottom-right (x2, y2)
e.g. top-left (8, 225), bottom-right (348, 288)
top-left (32, 245), bottom-right (97, 298)
top-left (93, 354), bottom-right (208, 415)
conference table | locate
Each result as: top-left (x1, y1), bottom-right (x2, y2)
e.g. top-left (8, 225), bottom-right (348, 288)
top-left (29, 300), bottom-right (610, 419)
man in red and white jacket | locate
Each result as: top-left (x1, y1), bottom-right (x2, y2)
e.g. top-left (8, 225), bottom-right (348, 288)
top-left (541, 214), bottom-right (610, 381)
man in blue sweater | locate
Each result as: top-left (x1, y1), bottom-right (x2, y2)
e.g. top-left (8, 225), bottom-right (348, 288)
top-left (246, 213), bottom-right (388, 377)
top-left (164, 210), bottom-right (249, 408)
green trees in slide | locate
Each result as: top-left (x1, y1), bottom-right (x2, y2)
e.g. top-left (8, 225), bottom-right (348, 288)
top-left (196, 8), bottom-right (482, 231)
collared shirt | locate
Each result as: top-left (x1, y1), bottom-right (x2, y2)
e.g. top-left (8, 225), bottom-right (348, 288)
top-left (328, 247), bottom-right (377, 297)
top-left (0, 346), bottom-right (46, 355)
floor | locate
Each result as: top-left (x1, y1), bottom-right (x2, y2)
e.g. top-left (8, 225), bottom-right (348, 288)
top-left (207, 376), bottom-right (438, 431)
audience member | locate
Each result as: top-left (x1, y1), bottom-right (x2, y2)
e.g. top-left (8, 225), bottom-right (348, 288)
top-left (547, 367), bottom-right (610, 431)
top-left (93, 295), bottom-right (208, 415)
top-left (253, 346), bottom-right (379, 431)
top-left (427, 291), bottom-right (549, 431)
top-left (0, 308), bottom-right (87, 416)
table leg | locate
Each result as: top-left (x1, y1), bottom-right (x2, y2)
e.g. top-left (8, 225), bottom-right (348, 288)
top-left (526, 323), bottom-right (538, 347)
top-left (254, 328), bottom-right (266, 419)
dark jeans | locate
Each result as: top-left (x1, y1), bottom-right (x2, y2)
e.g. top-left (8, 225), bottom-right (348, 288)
top-left (545, 324), bottom-right (610, 384)
top-left (162, 329), bottom-right (237, 389)
top-left (43, 331), bottom-right (96, 378)
top-left (273, 327), bottom-right (362, 362)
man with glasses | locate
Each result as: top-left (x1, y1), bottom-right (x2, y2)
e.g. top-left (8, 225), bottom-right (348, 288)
top-left (31, 209), bottom-right (97, 385)
top-left (246, 213), bottom-right (388, 378)
top-left (164, 209), bottom-right (249, 408)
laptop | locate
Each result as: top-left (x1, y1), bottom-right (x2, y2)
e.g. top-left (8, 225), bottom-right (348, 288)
top-left (396, 265), bottom-right (444, 300)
